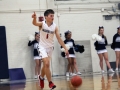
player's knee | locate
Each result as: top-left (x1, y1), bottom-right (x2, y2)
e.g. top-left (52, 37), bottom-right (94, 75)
top-left (38, 63), bottom-right (40, 67)
top-left (116, 56), bottom-right (120, 60)
top-left (45, 62), bottom-right (50, 68)
top-left (36, 64), bottom-right (39, 67)
top-left (36, 63), bottom-right (40, 67)
top-left (105, 58), bottom-right (108, 61)
top-left (74, 61), bottom-right (76, 65)
top-left (71, 62), bottom-right (74, 65)
top-left (69, 62), bottom-right (72, 65)
top-left (100, 59), bottom-right (103, 62)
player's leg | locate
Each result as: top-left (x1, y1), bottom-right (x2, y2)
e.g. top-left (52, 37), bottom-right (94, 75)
top-left (35, 59), bottom-right (41, 79)
top-left (45, 58), bottom-right (56, 89)
top-left (37, 59), bottom-right (41, 76)
top-left (69, 67), bottom-right (72, 76)
top-left (39, 46), bottom-right (56, 89)
top-left (73, 58), bottom-right (78, 73)
top-left (98, 53), bottom-right (104, 73)
top-left (115, 51), bottom-right (120, 71)
top-left (71, 58), bottom-right (76, 76)
top-left (119, 51), bottom-right (120, 70)
top-left (41, 57), bottom-right (51, 82)
top-left (39, 59), bottom-right (45, 89)
top-left (103, 52), bottom-right (111, 69)
top-left (73, 58), bottom-right (81, 75)
top-left (45, 47), bottom-right (56, 89)
top-left (103, 52), bottom-right (114, 73)
top-left (38, 47), bottom-right (46, 89)
top-left (66, 58), bottom-right (72, 76)
top-left (39, 57), bottom-right (54, 89)
top-left (34, 59), bottom-right (38, 78)
top-left (39, 59), bottom-right (42, 75)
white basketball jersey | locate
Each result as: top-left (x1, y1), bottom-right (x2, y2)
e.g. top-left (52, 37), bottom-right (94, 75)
top-left (39, 21), bottom-right (56, 48)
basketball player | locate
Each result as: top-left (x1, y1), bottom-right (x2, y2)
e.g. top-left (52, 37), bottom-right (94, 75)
top-left (32, 9), bottom-right (69, 89)
top-left (94, 26), bottom-right (114, 73)
top-left (28, 32), bottom-right (41, 79)
top-left (64, 30), bottom-right (81, 77)
top-left (111, 26), bottom-right (120, 71)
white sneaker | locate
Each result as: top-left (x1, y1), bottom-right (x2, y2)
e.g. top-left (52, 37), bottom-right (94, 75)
top-left (101, 70), bottom-right (105, 73)
top-left (108, 69), bottom-right (114, 73)
top-left (66, 77), bottom-right (70, 81)
top-left (77, 72), bottom-right (82, 75)
top-left (116, 72), bottom-right (119, 76)
top-left (34, 75), bottom-right (38, 79)
top-left (116, 68), bottom-right (118, 72)
top-left (72, 73), bottom-right (77, 76)
top-left (70, 72), bottom-right (72, 76)
top-left (66, 72), bottom-right (69, 77)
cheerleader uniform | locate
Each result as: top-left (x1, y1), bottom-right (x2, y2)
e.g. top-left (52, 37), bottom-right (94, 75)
top-left (94, 35), bottom-right (108, 54)
top-left (64, 39), bottom-right (76, 58)
top-left (28, 40), bottom-right (41, 60)
top-left (111, 33), bottom-right (120, 51)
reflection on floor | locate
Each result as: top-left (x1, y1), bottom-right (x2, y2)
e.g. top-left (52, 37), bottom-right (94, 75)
top-left (0, 72), bottom-right (120, 90)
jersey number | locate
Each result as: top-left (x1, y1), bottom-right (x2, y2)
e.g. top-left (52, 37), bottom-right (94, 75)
top-left (46, 33), bottom-right (49, 39)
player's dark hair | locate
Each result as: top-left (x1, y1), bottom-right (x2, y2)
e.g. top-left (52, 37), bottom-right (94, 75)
top-left (98, 26), bottom-right (106, 40)
top-left (35, 32), bottom-right (39, 37)
top-left (117, 26), bottom-right (120, 30)
top-left (117, 26), bottom-right (120, 33)
top-left (64, 30), bottom-right (71, 39)
top-left (44, 9), bottom-right (54, 16)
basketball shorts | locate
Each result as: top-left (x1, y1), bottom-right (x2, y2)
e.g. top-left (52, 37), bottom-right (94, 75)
top-left (38, 45), bottom-right (54, 59)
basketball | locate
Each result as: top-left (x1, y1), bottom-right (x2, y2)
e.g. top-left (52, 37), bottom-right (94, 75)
top-left (71, 75), bottom-right (82, 88)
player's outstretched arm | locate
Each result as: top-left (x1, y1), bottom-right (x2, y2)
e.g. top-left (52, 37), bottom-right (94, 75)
top-left (32, 12), bottom-right (42, 27)
top-left (55, 27), bottom-right (69, 57)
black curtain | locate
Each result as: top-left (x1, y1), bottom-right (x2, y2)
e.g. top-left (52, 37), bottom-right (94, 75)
top-left (0, 26), bottom-right (9, 79)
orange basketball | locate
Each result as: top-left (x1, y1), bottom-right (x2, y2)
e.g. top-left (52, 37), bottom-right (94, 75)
top-left (71, 75), bottom-right (82, 88)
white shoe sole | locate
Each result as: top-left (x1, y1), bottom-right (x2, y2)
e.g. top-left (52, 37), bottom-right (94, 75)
top-left (66, 75), bottom-right (69, 77)
top-left (77, 73), bottom-right (82, 75)
top-left (108, 71), bottom-right (114, 73)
